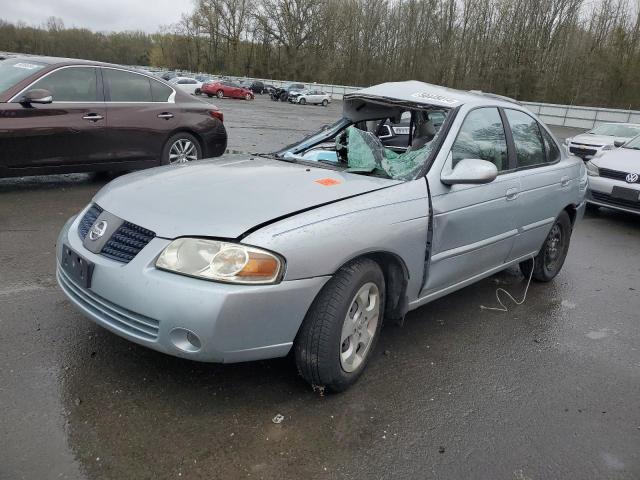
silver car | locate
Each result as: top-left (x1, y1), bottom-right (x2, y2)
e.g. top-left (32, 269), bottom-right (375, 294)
top-left (585, 134), bottom-right (640, 214)
top-left (56, 81), bottom-right (587, 392)
top-left (565, 122), bottom-right (640, 160)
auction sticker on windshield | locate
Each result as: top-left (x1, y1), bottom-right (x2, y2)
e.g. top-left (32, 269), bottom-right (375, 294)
top-left (13, 63), bottom-right (42, 70)
top-left (411, 91), bottom-right (459, 104)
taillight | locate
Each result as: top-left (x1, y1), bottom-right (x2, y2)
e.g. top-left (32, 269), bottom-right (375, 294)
top-left (209, 110), bottom-right (223, 122)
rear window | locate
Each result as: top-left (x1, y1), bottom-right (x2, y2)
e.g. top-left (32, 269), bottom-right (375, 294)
top-left (0, 59), bottom-right (46, 96)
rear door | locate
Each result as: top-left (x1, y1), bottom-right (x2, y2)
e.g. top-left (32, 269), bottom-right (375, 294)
top-left (102, 67), bottom-right (177, 163)
top-left (503, 108), bottom-right (575, 259)
top-left (421, 107), bottom-right (520, 294)
top-left (0, 66), bottom-right (109, 170)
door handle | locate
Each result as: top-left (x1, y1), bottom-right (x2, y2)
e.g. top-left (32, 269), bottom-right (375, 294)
top-left (82, 113), bottom-right (104, 121)
top-left (158, 113), bottom-right (174, 119)
top-left (560, 176), bottom-right (571, 187)
top-left (505, 187), bottom-right (519, 201)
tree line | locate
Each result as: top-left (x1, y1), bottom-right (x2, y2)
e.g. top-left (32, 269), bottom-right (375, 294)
top-left (1, 0), bottom-right (639, 109)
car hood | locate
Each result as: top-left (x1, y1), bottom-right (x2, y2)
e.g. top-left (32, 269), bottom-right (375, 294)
top-left (591, 148), bottom-right (640, 173)
top-left (570, 134), bottom-right (628, 146)
top-left (93, 155), bottom-right (400, 239)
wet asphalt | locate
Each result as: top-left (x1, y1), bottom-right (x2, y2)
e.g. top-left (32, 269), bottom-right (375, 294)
top-left (1, 96), bottom-right (639, 480)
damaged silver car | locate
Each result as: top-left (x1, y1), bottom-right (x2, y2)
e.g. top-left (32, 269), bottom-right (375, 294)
top-left (56, 81), bottom-right (587, 392)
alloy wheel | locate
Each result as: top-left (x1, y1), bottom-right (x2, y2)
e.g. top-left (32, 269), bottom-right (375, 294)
top-left (543, 223), bottom-right (563, 272)
top-left (169, 139), bottom-right (198, 164)
top-left (340, 282), bottom-right (380, 373)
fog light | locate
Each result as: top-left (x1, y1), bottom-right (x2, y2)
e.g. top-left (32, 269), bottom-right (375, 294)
top-left (169, 328), bottom-right (202, 353)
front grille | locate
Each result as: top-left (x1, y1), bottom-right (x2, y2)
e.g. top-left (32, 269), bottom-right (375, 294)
top-left (101, 222), bottom-right (155, 263)
top-left (58, 266), bottom-right (159, 340)
top-left (78, 204), bottom-right (103, 239)
top-left (591, 191), bottom-right (640, 210)
top-left (77, 204), bottom-right (155, 263)
top-left (570, 146), bottom-right (597, 157)
top-left (599, 168), bottom-right (629, 181)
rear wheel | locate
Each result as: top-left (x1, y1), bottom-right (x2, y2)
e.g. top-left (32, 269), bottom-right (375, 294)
top-left (216, 90), bottom-right (224, 99)
top-left (244, 93), bottom-right (252, 100)
top-left (194, 88), bottom-right (201, 95)
top-left (322, 99), bottom-right (329, 107)
top-left (161, 133), bottom-right (202, 165)
top-left (519, 210), bottom-right (572, 282)
top-left (295, 258), bottom-right (385, 392)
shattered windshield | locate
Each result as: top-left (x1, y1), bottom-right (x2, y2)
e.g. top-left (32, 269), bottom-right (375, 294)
top-left (276, 107), bottom-right (448, 180)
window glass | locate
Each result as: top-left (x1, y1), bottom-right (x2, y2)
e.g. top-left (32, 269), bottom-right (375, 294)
top-left (505, 109), bottom-right (545, 167)
top-left (150, 79), bottom-right (173, 102)
top-left (451, 107), bottom-right (509, 171)
top-left (31, 67), bottom-right (98, 102)
top-left (1, 59), bottom-right (46, 96)
top-left (541, 127), bottom-right (560, 163)
top-left (104, 69), bottom-right (152, 102)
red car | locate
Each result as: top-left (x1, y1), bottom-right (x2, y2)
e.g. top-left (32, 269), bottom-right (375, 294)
top-left (201, 81), bottom-right (254, 100)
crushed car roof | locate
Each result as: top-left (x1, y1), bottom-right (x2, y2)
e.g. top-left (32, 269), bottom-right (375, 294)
top-left (344, 80), bottom-right (517, 109)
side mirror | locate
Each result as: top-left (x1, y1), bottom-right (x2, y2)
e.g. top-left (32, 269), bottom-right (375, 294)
top-left (613, 140), bottom-right (625, 148)
top-left (441, 158), bottom-right (498, 185)
top-left (21, 89), bottom-right (53, 105)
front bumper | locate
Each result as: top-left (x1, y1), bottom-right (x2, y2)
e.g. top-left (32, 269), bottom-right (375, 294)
top-left (586, 176), bottom-right (640, 215)
top-left (56, 214), bottom-right (330, 363)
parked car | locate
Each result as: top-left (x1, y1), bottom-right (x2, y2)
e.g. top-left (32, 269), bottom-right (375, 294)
top-left (289, 89), bottom-right (331, 106)
top-left (56, 80), bottom-right (586, 392)
top-left (565, 122), bottom-right (640, 160)
top-left (169, 76), bottom-right (203, 95)
top-left (161, 71), bottom-right (178, 81)
top-left (271, 83), bottom-right (305, 102)
top-left (201, 80), bottom-right (254, 100)
top-left (263, 84), bottom-right (276, 95)
top-left (249, 80), bottom-right (266, 94)
top-left (585, 134), bottom-right (640, 214)
top-left (0, 56), bottom-right (227, 177)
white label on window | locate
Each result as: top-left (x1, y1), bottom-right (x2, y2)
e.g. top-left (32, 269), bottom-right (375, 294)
top-left (411, 91), bottom-right (459, 104)
top-left (13, 62), bottom-right (41, 70)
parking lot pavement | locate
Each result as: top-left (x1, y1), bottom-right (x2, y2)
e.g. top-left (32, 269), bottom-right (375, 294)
top-left (1, 97), bottom-right (639, 480)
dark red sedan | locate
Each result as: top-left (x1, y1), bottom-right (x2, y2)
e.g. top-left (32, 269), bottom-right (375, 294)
top-left (0, 56), bottom-right (227, 178)
top-left (201, 81), bottom-right (254, 100)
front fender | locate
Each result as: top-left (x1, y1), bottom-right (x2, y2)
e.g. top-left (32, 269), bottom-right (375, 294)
top-left (243, 179), bottom-right (431, 301)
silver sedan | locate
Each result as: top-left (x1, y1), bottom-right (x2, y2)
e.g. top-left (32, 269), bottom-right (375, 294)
top-left (56, 81), bottom-right (586, 392)
top-left (585, 134), bottom-right (640, 214)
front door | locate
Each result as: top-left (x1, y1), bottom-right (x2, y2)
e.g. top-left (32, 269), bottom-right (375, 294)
top-left (0, 66), bottom-right (109, 171)
top-left (421, 107), bottom-right (519, 295)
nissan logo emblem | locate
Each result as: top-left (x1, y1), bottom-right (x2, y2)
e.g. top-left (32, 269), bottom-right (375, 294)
top-left (89, 220), bottom-right (108, 240)
top-left (626, 173), bottom-right (639, 184)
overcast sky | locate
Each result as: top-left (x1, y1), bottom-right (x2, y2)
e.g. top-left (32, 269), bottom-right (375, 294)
top-left (1, 0), bottom-right (194, 33)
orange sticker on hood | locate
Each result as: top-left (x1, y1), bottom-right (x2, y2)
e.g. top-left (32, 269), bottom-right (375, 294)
top-left (315, 178), bottom-right (341, 186)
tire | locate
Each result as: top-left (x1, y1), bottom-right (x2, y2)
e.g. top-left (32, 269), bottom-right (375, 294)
top-left (519, 210), bottom-right (572, 282)
top-left (194, 88), bottom-right (201, 95)
top-left (207, 93), bottom-right (213, 98)
top-left (295, 258), bottom-right (385, 393)
top-left (216, 90), bottom-right (224, 99)
top-left (280, 92), bottom-right (287, 102)
top-left (245, 93), bottom-right (252, 101)
top-left (299, 98), bottom-right (306, 105)
top-left (161, 133), bottom-right (202, 165)
top-left (322, 99), bottom-right (329, 107)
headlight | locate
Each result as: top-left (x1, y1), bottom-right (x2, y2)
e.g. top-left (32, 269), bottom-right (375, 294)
top-left (156, 238), bottom-right (284, 284)
top-left (585, 161), bottom-right (599, 177)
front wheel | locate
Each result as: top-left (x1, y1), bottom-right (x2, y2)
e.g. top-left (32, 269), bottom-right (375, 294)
top-left (295, 258), bottom-right (385, 392)
top-left (519, 210), bottom-right (572, 282)
top-left (194, 88), bottom-right (201, 95)
top-left (244, 93), bottom-right (253, 100)
top-left (299, 98), bottom-right (306, 105)
top-left (161, 133), bottom-right (202, 165)
top-left (322, 99), bottom-right (329, 107)
top-left (216, 90), bottom-right (224, 99)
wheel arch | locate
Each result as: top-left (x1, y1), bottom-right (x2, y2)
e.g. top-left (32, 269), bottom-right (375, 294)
top-left (335, 251), bottom-right (410, 322)
top-left (562, 203), bottom-right (577, 226)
